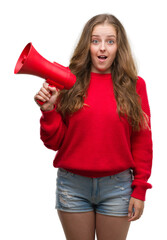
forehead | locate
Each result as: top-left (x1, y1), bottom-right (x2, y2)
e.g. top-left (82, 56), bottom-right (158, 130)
top-left (91, 23), bottom-right (116, 37)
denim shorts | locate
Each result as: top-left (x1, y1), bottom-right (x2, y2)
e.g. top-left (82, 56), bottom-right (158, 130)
top-left (55, 168), bottom-right (133, 216)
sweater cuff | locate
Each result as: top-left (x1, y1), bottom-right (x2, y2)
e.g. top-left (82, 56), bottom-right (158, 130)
top-left (131, 184), bottom-right (152, 201)
top-left (40, 104), bottom-right (56, 113)
top-left (40, 105), bottom-right (61, 124)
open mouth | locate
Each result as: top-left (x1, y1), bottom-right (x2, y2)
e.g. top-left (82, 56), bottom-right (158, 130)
top-left (98, 55), bottom-right (107, 59)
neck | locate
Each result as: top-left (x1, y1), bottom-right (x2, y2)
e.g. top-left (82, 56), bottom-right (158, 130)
top-left (90, 72), bottom-right (112, 79)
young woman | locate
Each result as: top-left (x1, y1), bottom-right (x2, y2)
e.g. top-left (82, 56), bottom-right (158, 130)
top-left (34, 13), bottom-right (153, 240)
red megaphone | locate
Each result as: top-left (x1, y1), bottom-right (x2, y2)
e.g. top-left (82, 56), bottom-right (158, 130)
top-left (14, 42), bottom-right (76, 104)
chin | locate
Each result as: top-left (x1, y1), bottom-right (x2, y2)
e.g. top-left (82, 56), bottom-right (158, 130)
top-left (97, 68), bottom-right (111, 74)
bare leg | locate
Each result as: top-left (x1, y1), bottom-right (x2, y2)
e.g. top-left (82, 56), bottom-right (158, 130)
top-left (57, 210), bottom-right (96, 240)
top-left (96, 213), bottom-right (131, 240)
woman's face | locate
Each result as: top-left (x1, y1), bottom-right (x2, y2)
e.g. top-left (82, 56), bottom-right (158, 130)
top-left (90, 23), bottom-right (117, 74)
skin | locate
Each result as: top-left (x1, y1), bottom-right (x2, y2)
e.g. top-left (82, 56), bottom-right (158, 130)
top-left (34, 82), bottom-right (58, 111)
top-left (34, 23), bottom-right (145, 224)
top-left (128, 197), bottom-right (144, 222)
top-left (90, 22), bottom-right (117, 74)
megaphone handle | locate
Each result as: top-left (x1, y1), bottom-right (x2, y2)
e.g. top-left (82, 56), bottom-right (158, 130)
top-left (46, 78), bottom-right (64, 89)
top-left (36, 83), bottom-right (54, 106)
top-left (36, 79), bottom-right (64, 106)
top-left (36, 99), bottom-right (46, 105)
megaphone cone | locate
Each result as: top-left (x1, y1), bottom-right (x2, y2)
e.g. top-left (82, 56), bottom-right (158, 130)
top-left (14, 42), bottom-right (76, 90)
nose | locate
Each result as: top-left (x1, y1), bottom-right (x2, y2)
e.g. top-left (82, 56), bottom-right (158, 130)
top-left (100, 41), bottom-right (106, 51)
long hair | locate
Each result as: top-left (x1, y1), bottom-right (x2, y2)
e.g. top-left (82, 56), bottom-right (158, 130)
top-left (55, 13), bottom-right (150, 132)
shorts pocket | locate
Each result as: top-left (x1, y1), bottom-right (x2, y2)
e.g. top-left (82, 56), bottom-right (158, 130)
top-left (57, 168), bottom-right (69, 177)
top-left (57, 168), bottom-right (75, 178)
top-left (113, 169), bottom-right (133, 182)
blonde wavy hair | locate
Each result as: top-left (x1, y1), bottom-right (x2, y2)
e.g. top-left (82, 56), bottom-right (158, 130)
top-left (55, 13), bottom-right (150, 132)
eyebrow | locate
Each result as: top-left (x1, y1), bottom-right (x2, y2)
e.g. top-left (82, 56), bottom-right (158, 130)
top-left (91, 34), bottom-right (116, 38)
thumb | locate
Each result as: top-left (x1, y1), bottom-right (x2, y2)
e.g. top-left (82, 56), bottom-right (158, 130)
top-left (128, 199), bottom-right (134, 218)
top-left (48, 86), bottom-right (59, 94)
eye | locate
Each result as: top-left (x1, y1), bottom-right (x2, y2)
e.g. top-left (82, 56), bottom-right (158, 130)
top-left (108, 40), bottom-right (114, 44)
top-left (91, 39), bottom-right (99, 44)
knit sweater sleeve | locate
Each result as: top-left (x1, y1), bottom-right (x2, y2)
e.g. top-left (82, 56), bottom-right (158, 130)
top-left (130, 76), bottom-right (153, 201)
top-left (40, 105), bottom-right (67, 151)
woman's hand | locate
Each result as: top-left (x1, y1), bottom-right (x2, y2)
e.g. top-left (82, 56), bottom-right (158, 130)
top-left (128, 197), bottom-right (144, 222)
top-left (34, 82), bottom-right (59, 111)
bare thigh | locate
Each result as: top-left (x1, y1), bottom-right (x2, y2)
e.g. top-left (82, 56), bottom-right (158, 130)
top-left (57, 210), bottom-right (96, 240)
top-left (96, 213), bottom-right (131, 240)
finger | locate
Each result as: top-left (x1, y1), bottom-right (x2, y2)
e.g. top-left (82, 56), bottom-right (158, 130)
top-left (40, 86), bottom-right (51, 97)
top-left (43, 81), bottom-right (50, 89)
top-left (34, 94), bottom-right (47, 104)
top-left (40, 84), bottom-right (52, 98)
top-left (128, 209), bottom-right (141, 222)
top-left (43, 82), bottom-right (56, 93)
top-left (38, 90), bottom-right (50, 101)
top-left (48, 85), bottom-right (58, 93)
top-left (128, 202), bottom-right (134, 218)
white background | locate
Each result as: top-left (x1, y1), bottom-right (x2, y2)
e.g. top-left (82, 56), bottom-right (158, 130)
top-left (0, 0), bottom-right (166, 239)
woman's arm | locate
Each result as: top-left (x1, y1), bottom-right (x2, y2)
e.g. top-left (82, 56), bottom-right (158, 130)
top-left (130, 76), bottom-right (153, 201)
top-left (40, 105), bottom-right (67, 151)
top-left (35, 82), bottom-right (67, 151)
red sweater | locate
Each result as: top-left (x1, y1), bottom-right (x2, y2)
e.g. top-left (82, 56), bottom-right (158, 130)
top-left (40, 72), bottom-right (153, 201)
